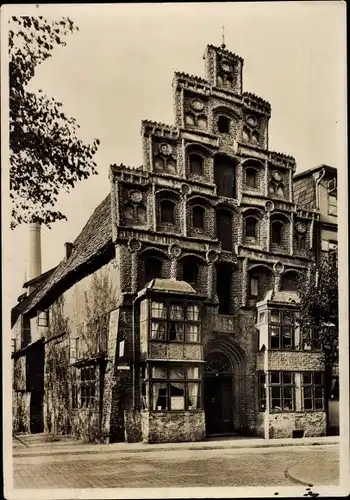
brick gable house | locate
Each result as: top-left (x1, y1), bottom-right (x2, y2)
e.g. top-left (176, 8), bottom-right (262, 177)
top-left (12, 44), bottom-right (332, 443)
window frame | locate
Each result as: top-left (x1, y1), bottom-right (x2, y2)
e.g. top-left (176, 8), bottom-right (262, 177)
top-left (271, 220), bottom-right (284, 245)
top-left (301, 371), bottom-right (325, 411)
top-left (192, 205), bottom-right (205, 231)
top-left (217, 115), bottom-right (231, 134)
top-left (80, 365), bottom-right (97, 410)
top-left (269, 371), bottom-right (295, 412)
top-left (268, 310), bottom-right (295, 350)
top-left (189, 153), bottom-right (204, 177)
top-left (150, 363), bottom-right (202, 411)
top-left (245, 215), bottom-right (258, 239)
top-left (159, 199), bottom-right (176, 224)
top-left (245, 167), bottom-right (258, 189)
top-left (301, 327), bottom-right (322, 351)
top-left (149, 299), bottom-right (201, 343)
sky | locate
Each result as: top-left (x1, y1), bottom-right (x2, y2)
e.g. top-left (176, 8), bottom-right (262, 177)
top-left (3, 2), bottom-right (347, 309)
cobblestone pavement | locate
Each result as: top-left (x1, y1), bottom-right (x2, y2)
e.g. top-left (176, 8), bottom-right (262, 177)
top-left (13, 444), bottom-right (339, 489)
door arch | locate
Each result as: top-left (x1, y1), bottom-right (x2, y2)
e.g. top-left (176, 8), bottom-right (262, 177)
top-left (204, 351), bottom-right (234, 435)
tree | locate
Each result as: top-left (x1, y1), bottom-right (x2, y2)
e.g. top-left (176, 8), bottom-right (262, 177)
top-left (9, 15), bottom-right (100, 229)
top-left (296, 259), bottom-right (338, 367)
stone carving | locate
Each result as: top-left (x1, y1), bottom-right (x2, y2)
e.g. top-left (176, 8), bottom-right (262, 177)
top-left (265, 201), bottom-right (275, 212)
top-left (154, 141), bottom-right (177, 174)
top-left (206, 249), bottom-right (219, 263)
top-left (128, 238), bottom-right (142, 253)
top-left (273, 261), bottom-right (284, 275)
top-left (168, 244), bottom-right (182, 258)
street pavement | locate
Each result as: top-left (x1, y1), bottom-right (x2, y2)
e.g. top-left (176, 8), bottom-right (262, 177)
top-left (12, 442), bottom-right (339, 489)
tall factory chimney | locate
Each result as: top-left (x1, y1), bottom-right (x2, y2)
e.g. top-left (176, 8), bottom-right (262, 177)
top-left (28, 222), bottom-right (42, 281)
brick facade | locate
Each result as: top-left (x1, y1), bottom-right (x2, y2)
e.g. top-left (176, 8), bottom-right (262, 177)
top-left (12, 43), bottom-right (334, 443)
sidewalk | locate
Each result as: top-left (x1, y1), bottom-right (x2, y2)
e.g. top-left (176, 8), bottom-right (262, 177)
top-left (13, 433), bottom-right (339, 458)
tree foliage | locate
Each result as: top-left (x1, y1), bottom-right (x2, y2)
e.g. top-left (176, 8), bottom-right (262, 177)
top-left (9, 15), bottom-right (100, 229)
top-left (296, 259), bottom-right (338, 364)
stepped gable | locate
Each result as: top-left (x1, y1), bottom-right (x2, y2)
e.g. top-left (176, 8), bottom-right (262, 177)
top-left (12, 193), bottom-right (112, 324)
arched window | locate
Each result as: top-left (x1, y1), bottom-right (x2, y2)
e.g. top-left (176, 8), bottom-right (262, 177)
top-left (216, 209), bottom-right (232, 250)
top-left (144, 257), bottom-right (162, 284)
top-left (189, 154), bottom-right (203, 176)
top-left (245, 216), bottom-right (258, 238)
top-left (245, 168), bottom-right (257, 189)
top-left (271, 221), bottom-right (284, 245)
top-left (182, 260), bottom-right (199, 288)
top-left (218, 115), bottom-right (230, 134)
top-left (216, 262), bottom-right (233, 314)
top-left (192, 206), bottom-right (205, 230)
top-left (160, 200), bottom-right (175, 224)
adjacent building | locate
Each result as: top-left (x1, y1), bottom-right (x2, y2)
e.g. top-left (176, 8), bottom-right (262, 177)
top-left (12, 43), bottom-right (337, 443)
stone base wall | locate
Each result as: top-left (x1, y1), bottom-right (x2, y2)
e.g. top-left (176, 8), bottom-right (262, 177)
top-left (71, 409), bottom-right (101, 443)
top-left (124, 410), bottom-right (142, 443)
top-left (141, 410), bottom-right (206, 443)
top-left (12, 391), bottom-right (30, 433)
top-left (266, 411), bottom-right (326, 439)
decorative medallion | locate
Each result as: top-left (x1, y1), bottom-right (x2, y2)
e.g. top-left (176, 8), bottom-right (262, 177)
top-left (206, 249), bottom-right (219, 264)
top-left (181, 184), bottom-right (190, 196)
top-left (127, 238), bottom-right (142, 253)
top-left (273, 261), bottom-right (285, 275)
top-left (246, 114), bottom-right (257, 128)
top-left (265, 200), bottom-right (275, 212)
top-left (295, 222), bottom-right (307, 234)
top-left (272, 170), bottom-right (282, 182)
top-left (168, 244), bottom-right (182, 259)
top-left (159, 143), bottom-right (172, 156)
top-left (191, 98), bottom-right (204, 112)
top-left (129, 190), bottom-right (143, 203)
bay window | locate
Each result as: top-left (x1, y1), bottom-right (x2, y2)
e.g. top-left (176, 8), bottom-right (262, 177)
top-left (269, 310), bottom-right (295, 349)
top-left (150, 300), bottom-right (201, 342)
top-left (151, 364), bottom-right (201, 411)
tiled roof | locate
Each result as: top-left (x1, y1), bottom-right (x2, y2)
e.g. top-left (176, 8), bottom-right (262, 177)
top-left (12, 193), bottom-right (112, 323)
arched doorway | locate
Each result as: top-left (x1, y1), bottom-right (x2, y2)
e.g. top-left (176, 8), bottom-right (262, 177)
top-left (204, 351), bottom-right (234, 436)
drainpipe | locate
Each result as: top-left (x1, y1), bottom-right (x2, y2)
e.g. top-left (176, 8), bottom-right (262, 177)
top-left (132, 297), bottom-right (136, 410)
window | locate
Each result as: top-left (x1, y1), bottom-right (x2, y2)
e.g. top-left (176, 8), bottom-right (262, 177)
top-left (250, 277), bottom-right (259, 297)
top-left (301, 328), bottom-right (322, 351)
top-left (182, 260), bottom-right (199, 288)
top-left (151, 364), bottom-right (201, 411)
top-left (270, 371), bottom-right (295, 411)
top-left (160, 200), bottom-right (175, 224)
top-left (217, 115), bottom-right (230, 133)
top-left (269, 310), bottom-right (295, 349)
top-left (214, 157), bottom-right (236, 198)
top-left (144, 257), bottom-right (162, 284)
top-left (37, 310), bottom-right (49, 327)
top-left (124, 204), bottom-right (147, 225)
top-left (245, 168), bottom-right (257, 189)
top-left (192, 206), bottom-right (205, 230)
top-left (150, 301), bottom-right (201, 342)
top-left (302, 372), bottom-right (324, 410)
top-left (271, 221), bottom-right (284, 245)
top-left (80, 365), bottom-right (97, 409)
top-left (329, 242), bottom-right (338, 268)
top-left (72, 381), bottom-right (78, 409)
top-left (327, 178), bottom-right (337, 216)
top-left (330, 376), bottom-right (339, 401)
top-left (21, 316), bottom-right (31, 349)
top-left (295, 234), bottom-right (306, 251)
top-left (11, 338), bottom-right (16, 353)
top-left (216, 263), bottom-right (233, 314)
top-left (245, 216), bottom-right (258, 238)
top-left (258, 372), bottom-right (266, 410)
top-left (216, 209), bottom-right (232, 250)
top-left (189, 154), bottom-right (203, 176)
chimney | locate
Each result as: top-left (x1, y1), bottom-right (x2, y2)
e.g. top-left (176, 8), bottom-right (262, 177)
top-left (65, 242), bottom-right (73, 260)
top-left (28, 222), bottom-right (42, 281)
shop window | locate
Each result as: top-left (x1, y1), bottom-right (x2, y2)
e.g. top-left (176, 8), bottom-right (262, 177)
top-left (269, 310), bottom-right (295, 349)
top-left (151, 364), bottom-right (201, 411)
top-left (245, 168), bottom-right (257, 189)
top-left (216, 262), bottom-right (233, 314)
top-left (245, 216), bottom-right (258, 238)
top-left (217, 115), bottom-right (230, 134)
top-left (192, 206), bottom-right (205, 230)
top-left (189, 154), bottom-right (204, 176)
top-left (271, 221), bottom-right (284, 245)
top-left (150, 300), bottom-right (201, 343)
top-left (258, 372), bottom-right (266, 411)
top-left (270, 371), bottom-right (295, 411)
top-left (302, 372), bottom-right (325, 410)
top-left (80, 365), bottom-right (97, 409)
top-left (160, 200), bottom-right (175, 224)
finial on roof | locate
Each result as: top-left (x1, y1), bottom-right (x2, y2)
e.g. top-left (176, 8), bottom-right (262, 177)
top-left (221, 25), bottom-right (226, 49)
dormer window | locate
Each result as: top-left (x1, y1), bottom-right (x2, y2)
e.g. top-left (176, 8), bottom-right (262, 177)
top-left (160, 200), bottom-right (175, 224)
top-left (189, 154), bottom-right (203, 176)
top-left (218, 115), bottom-right (230, 134)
